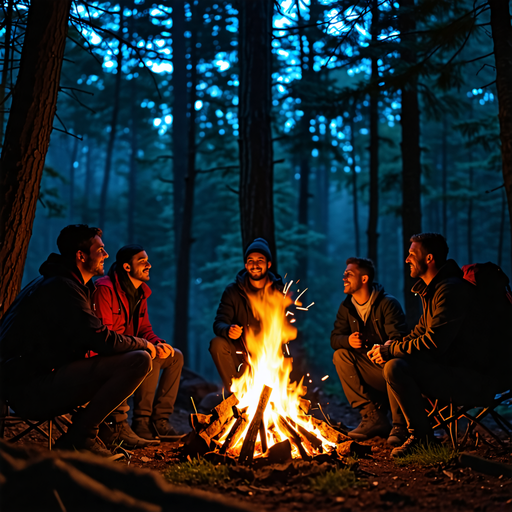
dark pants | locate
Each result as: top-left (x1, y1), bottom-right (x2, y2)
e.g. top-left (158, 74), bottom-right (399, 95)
top-left (383, 356), bottom-right (501, 437)
top-left (333, 348), bottom-right (405, 426)
top-left (109, 349), bottom-right (184, 422)
top-left (4, 351), bottom-right (152, 436)
top-left (209, 336), bottom-right (246, 390)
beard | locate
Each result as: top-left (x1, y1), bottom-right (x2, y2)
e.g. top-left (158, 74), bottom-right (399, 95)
top-left (130, 268), bottom-right (150, 282)
top-left (410, 259), bottom-right (428, 278)
top-left (248, 267), bottom-right (268, 281)
top-left (84, 258), bottom-right (105, 277)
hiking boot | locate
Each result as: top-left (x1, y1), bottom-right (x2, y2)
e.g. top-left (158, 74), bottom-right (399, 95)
top-left (348, 407), bottom-right (391, 441)
top-left (132, 416), bottom-right (159, 440)
top-left (98, 420), bottom-right (160, 449)
top-left (54, 431), bottom-right (113, 458)
top-left (152, 418), bottom-right (185, 441)
top-left (387, 425), bottom-right (409, 447)
top-left (391, 434), bottom-right (438, 458)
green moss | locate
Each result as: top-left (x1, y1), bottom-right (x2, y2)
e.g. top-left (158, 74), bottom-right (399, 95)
top-left (309, 468), bottom-right (361, 494)
top-left (163, 457), bottom-right (230, 486)
top-left (393, 443), bottom-right (457, 466)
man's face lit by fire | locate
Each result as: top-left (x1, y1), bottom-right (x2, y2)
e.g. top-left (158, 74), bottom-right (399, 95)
top-left (343, 263), bottom-right (368, 295)
top-left (124, 251), bottom-right (151, 284)
top-left (82, 236), bottom-right (108, 277)
top-left (406, 242), bottom-right (428, 279)
top-left (245, 252), bottom-right (271, 282)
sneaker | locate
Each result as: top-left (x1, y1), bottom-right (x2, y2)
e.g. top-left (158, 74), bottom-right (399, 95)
top-left (348, 407), bottom-right (391, 441)
top-left (54, 432), bottom-right (113, 458)
top-left (391, 434), bottom-right (437, 458)
top-left (387, 425), bottom-right (409, 447)
top-left (99, 420), bottom-right (160, 449)
top-left (132, 416), bottom-right (158, 440)
top-left (152, 418), bottom-right (185, 441)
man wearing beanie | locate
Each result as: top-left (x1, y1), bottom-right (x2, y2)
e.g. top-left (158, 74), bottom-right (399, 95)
top-left (93, 245), bottom-right (184, 447)
top-left (209, 238), bottom-right (284, 390)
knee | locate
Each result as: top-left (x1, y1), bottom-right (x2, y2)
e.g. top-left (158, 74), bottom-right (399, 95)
top-left (209, 336), bottom-right (230, 355)
top-left (383, 358), bottom-right (409, 383)
top-left (173, 348), bottom-right (184, 368)
top-left (126, 349), bottom-right (153, 377)
top-left (333, 348), bottom-right (355, 368)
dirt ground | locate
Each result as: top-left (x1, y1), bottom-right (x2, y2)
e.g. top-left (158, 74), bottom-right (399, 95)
top-left (4, 397), bottom-right (511, 512)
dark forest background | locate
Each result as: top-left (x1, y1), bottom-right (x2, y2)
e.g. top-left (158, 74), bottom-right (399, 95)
top-left (1, 0), bottom-right (511, 390)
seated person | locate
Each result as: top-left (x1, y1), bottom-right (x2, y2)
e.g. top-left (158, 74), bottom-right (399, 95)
top-left (209, 238), bottom-right (283, 391)
top-left (93, 245), bottom-right (183, 447)
top-left (331, 257), bottom-right (408, 445)
top-left (0, 225), bottom-right (155, 455)
top-left (368, 233), bottom-right (504, 457)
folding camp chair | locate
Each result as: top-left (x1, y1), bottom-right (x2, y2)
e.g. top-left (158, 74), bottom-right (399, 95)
top-left (0, 399), bottom-right (72, 450)
top-left (426, 390), bottom-right (512, 450)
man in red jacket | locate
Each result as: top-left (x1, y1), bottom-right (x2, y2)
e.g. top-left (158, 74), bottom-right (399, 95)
top-left (93, 245), bottom-right (184, 447)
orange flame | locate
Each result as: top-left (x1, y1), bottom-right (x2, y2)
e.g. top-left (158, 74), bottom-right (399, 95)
top-left (222, 282), bottom-right (336, 458)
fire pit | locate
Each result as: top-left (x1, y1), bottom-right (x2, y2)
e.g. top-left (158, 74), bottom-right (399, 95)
top-left (182, 282), bottom-right (369, 465)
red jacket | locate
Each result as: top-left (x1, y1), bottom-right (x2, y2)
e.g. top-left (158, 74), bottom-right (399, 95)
top-left (92, 273), bottom-right (163, 346)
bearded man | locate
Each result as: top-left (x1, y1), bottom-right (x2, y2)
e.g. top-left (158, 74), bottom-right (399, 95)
top-left (209, 238), bottom-right (284, 391)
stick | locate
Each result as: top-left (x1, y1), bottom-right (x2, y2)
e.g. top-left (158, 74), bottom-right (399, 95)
top-left (239, 385), bottom-right (272, 464)
top-left (219, 414), bottom-right (248, 454)
top-left (259, 420), bottom-right (268, 454)
top-left (277, 415), bottom-right (310, 460)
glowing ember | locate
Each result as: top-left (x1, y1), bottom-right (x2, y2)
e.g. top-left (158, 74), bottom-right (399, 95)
top-left (219, 283), bottom-right (337, 459)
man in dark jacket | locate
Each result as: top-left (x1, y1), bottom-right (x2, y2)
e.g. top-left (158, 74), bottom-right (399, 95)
top-left (331, 257), bottom-right (409, 445)
top-left (93, 245), bottom-right (183, 446)
top-left (368, 233), bottom-right (502, 457)
top-left (0, 225), bottom-right (155, 455)
top-left (210, 238), bottom-right (284, 390)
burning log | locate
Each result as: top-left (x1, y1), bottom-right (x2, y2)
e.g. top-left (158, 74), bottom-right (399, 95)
top-left (189, 413), bottom-right (211, 431)
top-left (336, 440), bottom-right (372, 458)
top-left (286, 417), bottom-right (322, 450)
top-left (219, 413), bottom-right (249, 455)
top-left (258, 420), bottom-right (268, 454)
top-left (239, 385), bottom-right (272, 464)
top-left (277, 415), bottom-right (310, 460)
top-left (198, 394), bottom-right (239, 445)
top-left (267, 439), bottom-right (292, 463)
top-left (306, 416), bottom-right (350, 444)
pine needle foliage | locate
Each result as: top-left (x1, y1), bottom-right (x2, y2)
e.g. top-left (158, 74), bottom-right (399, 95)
top-left (393, 443), bottom-right (457, 467)
top-left (309, 468), bottom-right (361, 494)
top-left (163, 457), bottom-right (229, 486)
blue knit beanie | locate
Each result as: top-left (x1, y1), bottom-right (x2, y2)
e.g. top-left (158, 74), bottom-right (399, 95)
top-left (244, 238), bottom-right (272, 262)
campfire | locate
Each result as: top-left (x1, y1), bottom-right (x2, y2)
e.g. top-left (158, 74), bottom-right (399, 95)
top-left (185, 283), bottom-right (355, 464)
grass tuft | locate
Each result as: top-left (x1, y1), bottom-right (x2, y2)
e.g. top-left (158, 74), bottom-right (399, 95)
top-left (163, 457), bottom-right (230, 486)
top-left (393, 443), bottom-right (457, 466)
top-left (309, 468), bottom-right (361, 494)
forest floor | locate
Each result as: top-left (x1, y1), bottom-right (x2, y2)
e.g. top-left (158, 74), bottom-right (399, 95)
top-left (4, 394), bottom-right (512, 512)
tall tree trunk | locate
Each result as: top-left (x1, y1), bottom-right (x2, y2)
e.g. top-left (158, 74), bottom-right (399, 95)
top-left (128, 82), bottom-right (138, 243)
top-left (399, 0), bottom-right (422, 326)
top-left (348, 109), bottom-right (360, 255)
top-left (173, 7), bottom-right (198, 364)
top-left (82, 139), bottom-right (92, 223)
top-left (239, 0), bottom-right (276, 265)
top-left (441, 117), bottom-right (448, 235)
top-left (171, 0), bottom-right (188, 261)
top-left (316, 160), bottom-right (329, 254)
top-left (0, 0), bottom-right (13, 147)
top-left (68, 136), bottom-right (78, 221)
top-left (367, 0), bottom-right (380, 266)
top-left (498, 189), bottom-right (505, 266)
top-left (489, 0), bottom-right (512, 271)
top-left (98, 14), bottom-right (123, 229)
top-left (467, 154), bottom-right (474, 263)
top-left (0, 0), bottom-right (70, 318)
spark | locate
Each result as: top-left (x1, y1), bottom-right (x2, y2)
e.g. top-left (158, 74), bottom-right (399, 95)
top-left (284, 273), bottom-right (288, 279)
top-left (308, 379), bottom-right (312, 383)
top-left (296, 307), bottom-right (309, 311)
top-left (307, 373), bottom-right (310, 376)
top-left (285, 311), bottom-right (295, 316)
top-left (306, 302), bottom-right (315, 309)
top-left (294, 287), bottom-right (308, 305)
top-left (283, 280), bottom-right (293, 296)
top-left (236, 351), bottom-right (243, 354)
top-left (290, 319), bottom-right (297, 323)
top-left (296, 279), bottom-right (300, 284)
top-left (321, 375), bottom-right (329, 381)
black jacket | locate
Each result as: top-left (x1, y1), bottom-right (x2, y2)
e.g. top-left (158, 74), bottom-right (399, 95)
top-left (0, 254), bottom-right (149, 381)
top-left (330, 283), bottom-right (408, 351)
top-left (380, 260), bottom-right (491, 373)
top-left (213, 269), bottom-right (284, 346)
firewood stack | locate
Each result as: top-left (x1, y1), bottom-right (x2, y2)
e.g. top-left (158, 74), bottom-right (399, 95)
top-left (183, 386), bottom-right (366, 465)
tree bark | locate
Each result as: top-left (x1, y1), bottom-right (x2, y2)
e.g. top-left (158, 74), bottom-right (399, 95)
top-left (239, 0), bottom-right (276, 266)
top-left (82, 139), bottom-right (93, 223)
top-left (173, 5), bottom-right (199, 364)
top-left (399, 0), bottom-right (422, 326)
top-left (171, 0), bottom-right (188, 261)
top-left (367, 0), bottom-right (380, 266)
top-left (441, 117), bottom-right (448, 235)
top-left (0, 0), bottom-right (13, 147)
top-left (489, 0), bottom-right (512, 271)
top-left (98, 13), bottom-right (123, 230)
top-left (68, 136), bottom-right (78, 221)
top-left (128, 82), bottom-right (138, 243)
top-left (0, 0), bottom-right (71, 318)
top-left (348, 108), bottom-right (360, 255)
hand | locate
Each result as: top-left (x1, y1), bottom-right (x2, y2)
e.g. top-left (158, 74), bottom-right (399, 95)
top-left (228, 324), bottom-right (243, 339)
top-left (146, 342), bottom-right (156, 359)
top-left (348, 332), bottom-right (363, 349)
top-left (367, 345), bottom-right (385, 365)
top-left (155, 343), bottom-right (174, 358)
